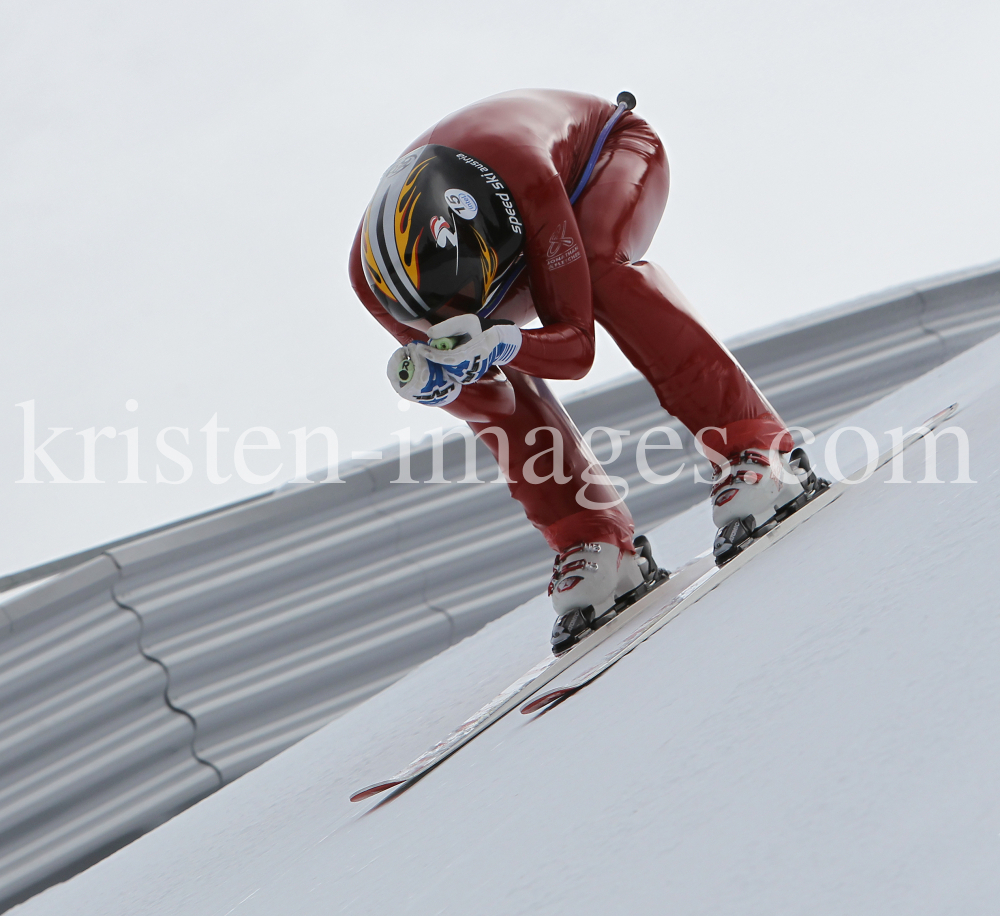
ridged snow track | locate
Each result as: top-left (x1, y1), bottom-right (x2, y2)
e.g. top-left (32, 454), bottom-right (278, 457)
top-left (1, 260), bottom-right (1000, 911)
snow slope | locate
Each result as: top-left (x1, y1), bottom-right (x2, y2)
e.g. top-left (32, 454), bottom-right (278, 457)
top-left (13, 334), bottom-right (1000, 914)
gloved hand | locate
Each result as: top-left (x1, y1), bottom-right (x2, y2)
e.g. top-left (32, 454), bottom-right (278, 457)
top-left (386, 344), bottom-right (462, 406)
top-left (421, 314), bottom-right (522, 385)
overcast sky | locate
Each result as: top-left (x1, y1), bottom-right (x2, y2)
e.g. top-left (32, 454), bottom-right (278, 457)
top-left (2, 0), bottom-right (998, 577)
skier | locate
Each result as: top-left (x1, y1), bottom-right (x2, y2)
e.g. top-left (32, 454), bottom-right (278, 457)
top-left (349, 89), bottom-right (822, 652)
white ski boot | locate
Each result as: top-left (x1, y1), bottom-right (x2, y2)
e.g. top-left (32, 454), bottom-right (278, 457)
top-left (711, 446), bottom-right (827, 564)
top-left (548, 537), bottom-right (665, 654)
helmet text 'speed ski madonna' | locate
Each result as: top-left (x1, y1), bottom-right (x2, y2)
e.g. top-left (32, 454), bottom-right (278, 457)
top-left (361, 145), bottom-right (525, 324)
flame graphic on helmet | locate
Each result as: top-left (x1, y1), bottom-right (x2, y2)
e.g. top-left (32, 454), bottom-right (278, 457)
top-left (395, 157), bottom-right (433, 289)
top-left (361, 205), bottom-right (395, 302)
top-left (472, 226), bottom-right (498, 299)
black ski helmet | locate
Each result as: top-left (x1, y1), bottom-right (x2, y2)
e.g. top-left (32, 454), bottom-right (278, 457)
top-left (361, 145), bottom-right (525, 323)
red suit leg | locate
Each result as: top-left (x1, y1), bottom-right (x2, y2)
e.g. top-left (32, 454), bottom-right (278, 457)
top-left (444, 369), bottom-right (636, 554)
top-left (576, 118), bottom-right (793, 460)
top-left (443, 116), bottom-right (792, 554)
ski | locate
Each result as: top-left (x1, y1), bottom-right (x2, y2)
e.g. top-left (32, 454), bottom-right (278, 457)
top-left (351, 403), bottom-right (958, 803)
top-left (348, 560), bottom-right (701, 802)
top-left (520, 403), bottom-right (961, 716)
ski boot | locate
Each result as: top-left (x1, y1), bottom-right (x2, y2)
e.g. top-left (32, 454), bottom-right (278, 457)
top-left (712, 447), bottom-right (829, 565)
top-left (549, 536), bottom-right (668, 654)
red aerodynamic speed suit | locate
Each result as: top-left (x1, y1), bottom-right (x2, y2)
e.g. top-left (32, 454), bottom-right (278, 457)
top-left (349, 89), bottom-right (792, 556)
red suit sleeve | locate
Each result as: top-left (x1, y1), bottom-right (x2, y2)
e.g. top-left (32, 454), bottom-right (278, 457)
top-left (507, 170), bottom-right (595, 381)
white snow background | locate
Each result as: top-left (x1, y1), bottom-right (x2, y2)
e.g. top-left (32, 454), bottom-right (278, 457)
top-left (3, 0), bottom-right (1000, 575)
top-left (12, 308), bottom-right (1000, 914)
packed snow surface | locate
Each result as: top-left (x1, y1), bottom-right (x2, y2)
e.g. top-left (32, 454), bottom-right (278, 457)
top-left (14, 334), bottom-right (1000, 915)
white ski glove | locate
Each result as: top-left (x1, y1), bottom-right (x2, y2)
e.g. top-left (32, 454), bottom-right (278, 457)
top-left (422, 314), bottom-right (522, 385)
top-left (386, 344), bottom-right (463, 407)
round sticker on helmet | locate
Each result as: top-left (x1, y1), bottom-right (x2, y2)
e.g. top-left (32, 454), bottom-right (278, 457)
top-left (444, 189), bottom-right (478, 220)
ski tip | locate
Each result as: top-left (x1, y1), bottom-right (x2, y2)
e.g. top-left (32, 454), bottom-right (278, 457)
top-left (927, 402), bottom-right (959, 424)
top-left (350, 780), bottom-right (404, 802)
top-left (521, 688), bottom-right (575, 715)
